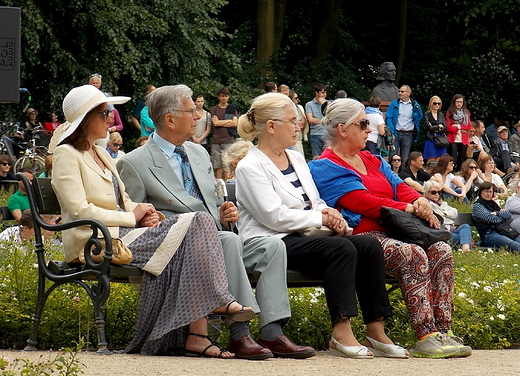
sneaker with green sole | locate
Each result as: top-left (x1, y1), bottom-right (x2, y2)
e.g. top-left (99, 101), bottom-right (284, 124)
top-left (412, 332), bottom-right (460, 358)
top-left (444, 330), bottom-right (472, 357)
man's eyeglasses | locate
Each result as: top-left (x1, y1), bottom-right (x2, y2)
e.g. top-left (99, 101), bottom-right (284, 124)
top-left (1, 163), bottom-right (12, 166)
top-left (173, 108), bottom-right (196, 117)
top-left (112, 143), bottom-right (123, 148)
top-left (351, 118), bottom-right (370, 130)
top-left (399, 90), bottom-right (408, 93)
top-left (429, 190), bottom-right (441, 195)
top-left (99, 109), bottom-right (110, 121)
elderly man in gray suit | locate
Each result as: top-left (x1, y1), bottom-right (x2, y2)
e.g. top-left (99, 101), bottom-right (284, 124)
top-left (117, 85), bottom-right (315, 360)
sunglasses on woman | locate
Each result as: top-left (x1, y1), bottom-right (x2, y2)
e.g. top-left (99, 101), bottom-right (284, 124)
top-left (98, 109), bottom-right (111, 121)
top-left (352, 118), bottom-right (370, 130)
top-left (429, 190), bottom-right (441, 195)
top-left (391, 158), bottom-right (401, 162)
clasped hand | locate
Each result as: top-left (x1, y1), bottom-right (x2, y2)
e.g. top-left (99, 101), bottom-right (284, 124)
top-left (412, 197), bottom-right (440, 229)
top-left (134, 203), bottom-right (160, 228)
top-left (321, 208), bottom-right (349, 236)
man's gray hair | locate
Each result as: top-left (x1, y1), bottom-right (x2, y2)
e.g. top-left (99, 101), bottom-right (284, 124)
top-left (146, 85), bottom-right (193, 131)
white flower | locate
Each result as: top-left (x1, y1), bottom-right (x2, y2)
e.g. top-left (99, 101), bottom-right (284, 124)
top-left (483, 286), bottom-right (493, 292)
top-left (513, 264), bottom-right (518, 267)
top-left (472, 282), bottom-right (480, 288)
top-left (490, 316), bottom-right (495, 321)
top-left (467, 299), bottom-right (474, 305)
top-left (497, 314), bottom-right (506, 320)
top-left (458, 292), bottom-right (467, 298)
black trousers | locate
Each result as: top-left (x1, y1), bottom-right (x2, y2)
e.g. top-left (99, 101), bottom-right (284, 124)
top-left (448, 142), bottom-right (468, 170)
top-left (282, 234), bottom-right (393, 326)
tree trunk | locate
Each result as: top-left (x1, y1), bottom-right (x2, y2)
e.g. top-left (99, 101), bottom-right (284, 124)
top-left (395, 0), bottom-right (407, 85)
top-left (257, 0), bottom-right (287, 81)
top-left (257, 0), bottom-right (275, 79)
top-left (309, 0), bottom-right (343, 65)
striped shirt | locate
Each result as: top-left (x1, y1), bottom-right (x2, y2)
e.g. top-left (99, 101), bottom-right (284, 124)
top-left (281, 162), bottom-right (311, 209)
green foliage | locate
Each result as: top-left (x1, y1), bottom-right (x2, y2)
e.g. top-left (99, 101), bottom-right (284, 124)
top-left (0, 340), bottom-right (86, 375)
top-left (1, 235), bottom-right (520, 352)
top-left (414, 51), bottom-right (518, 120)
top-left (0, 239), bottom-right (138, 350)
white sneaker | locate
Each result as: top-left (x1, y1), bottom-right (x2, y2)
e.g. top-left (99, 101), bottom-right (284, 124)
top-left (412, 332), bottom-right (460, 358)
top-left (443, 330), bottom-right (472, 357)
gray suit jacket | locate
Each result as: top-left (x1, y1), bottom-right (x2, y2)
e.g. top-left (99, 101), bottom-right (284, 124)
top-left (117, 136), bottom-right (223, 230)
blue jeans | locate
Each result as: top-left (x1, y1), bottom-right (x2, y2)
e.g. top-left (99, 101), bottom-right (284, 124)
top-left (482, 230), bottom-right (520, 253)
top-left (450, 224), bottom-right (472, 248)
top-left (365, 140), bottom-right (380, 155)
top-left (310, 134), bottom-right (325, 158)
top-left (394, 131), bottom-right (413, 164)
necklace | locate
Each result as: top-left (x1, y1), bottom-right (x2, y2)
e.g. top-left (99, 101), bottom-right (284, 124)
top-left (88, 149), bottom-right (105, 169)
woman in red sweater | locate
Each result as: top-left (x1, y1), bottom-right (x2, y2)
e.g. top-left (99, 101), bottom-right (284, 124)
top-left (446, 94), bottom-right (471, 170)
top-left (309, 98), bottom-right (471, 359)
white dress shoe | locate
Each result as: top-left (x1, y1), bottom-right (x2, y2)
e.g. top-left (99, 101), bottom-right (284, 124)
top-left (366, 336), bottom-right (409, 358)
top-left (329, 337), bottom-right (373, 359)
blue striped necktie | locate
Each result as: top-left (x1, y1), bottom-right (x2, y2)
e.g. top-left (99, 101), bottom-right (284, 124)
top-left (174, 145), bottom-right (204, 203)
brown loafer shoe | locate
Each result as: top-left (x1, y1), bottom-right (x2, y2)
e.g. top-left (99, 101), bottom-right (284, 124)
top-left (258, 334), bottom-right (316, 359)
top-left (228, 334), bottom-right (273, 360)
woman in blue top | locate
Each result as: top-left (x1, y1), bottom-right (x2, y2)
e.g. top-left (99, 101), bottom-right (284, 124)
top-left (472, 181), bottom-right (520, 252)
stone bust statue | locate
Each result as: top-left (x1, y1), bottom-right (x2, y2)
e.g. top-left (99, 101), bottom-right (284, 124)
top-left (371, 62), bottom-right (399, 102)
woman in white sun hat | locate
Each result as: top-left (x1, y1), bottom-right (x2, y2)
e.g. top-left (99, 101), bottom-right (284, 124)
top-left (49, 84), bottom-right (253, 357)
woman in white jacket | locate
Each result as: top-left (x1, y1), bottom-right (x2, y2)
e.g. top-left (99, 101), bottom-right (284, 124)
top-left (235, 93), bottom-right (407, 359)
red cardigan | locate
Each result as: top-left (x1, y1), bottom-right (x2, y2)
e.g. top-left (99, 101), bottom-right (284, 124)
top-left (446, 110), bottom-right (471, 145)
top-left (321, 149), bottom-right (421, 234)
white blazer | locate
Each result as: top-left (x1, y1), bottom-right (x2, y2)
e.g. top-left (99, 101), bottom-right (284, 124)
top-left (236, 147), bottom-right (329, 241)
top-left (52, 144), bottom-right (138, 262)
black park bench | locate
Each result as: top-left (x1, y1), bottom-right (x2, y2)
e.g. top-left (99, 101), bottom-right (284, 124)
top-left (17, 172), bottom-right (399, 354)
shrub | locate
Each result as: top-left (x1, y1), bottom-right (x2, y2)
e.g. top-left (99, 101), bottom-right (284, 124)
top-left (1, 236), bottom-right (519, 351)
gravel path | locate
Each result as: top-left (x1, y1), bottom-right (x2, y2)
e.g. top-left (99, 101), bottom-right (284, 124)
top-left (1, 349), bottom-right (519, 375)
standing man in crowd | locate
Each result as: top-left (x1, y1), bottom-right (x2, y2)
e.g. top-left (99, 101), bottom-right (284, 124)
top-left (385, 85), bottom-right (423, 165)
top-left (265, 82), bottom-right (277, 93)
top-left (305, 84), bottom-right (328, 158)
top-left (210, 87), bottom-right (238, 179)
top-left (118, 85), bottom-right (315, 360)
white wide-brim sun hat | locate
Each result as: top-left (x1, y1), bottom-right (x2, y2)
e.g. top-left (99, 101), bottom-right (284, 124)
top-left (48, 85), bottom-right (130, 153)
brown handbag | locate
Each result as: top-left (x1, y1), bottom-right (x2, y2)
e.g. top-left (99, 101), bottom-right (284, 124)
top-left (79, 238), bottom-right (132, 264)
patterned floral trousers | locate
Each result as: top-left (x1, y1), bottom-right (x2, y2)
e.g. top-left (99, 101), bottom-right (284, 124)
top-left (360, 231), bottom-right (454, 339)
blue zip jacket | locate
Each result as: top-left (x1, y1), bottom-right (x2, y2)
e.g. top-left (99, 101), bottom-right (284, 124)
top-left (385, 99), bottom-right (423, 142)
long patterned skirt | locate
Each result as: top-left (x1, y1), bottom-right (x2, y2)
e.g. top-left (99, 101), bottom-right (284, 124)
top-left (122, 211), bottom-right (233, 355)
